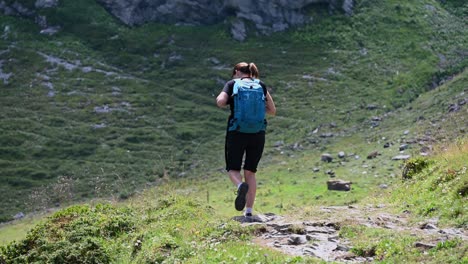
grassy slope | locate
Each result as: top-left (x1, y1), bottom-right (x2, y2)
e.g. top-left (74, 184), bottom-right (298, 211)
top-left (1, 134), bottom-right (466, 263)
top-left (0, 0), bottom-right (465, 222)
top-left (0, 0), bottom-right (466, 254)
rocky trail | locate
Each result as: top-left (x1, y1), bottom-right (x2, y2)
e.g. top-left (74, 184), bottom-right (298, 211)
top-left (233, 205), bottom-right (467, 263)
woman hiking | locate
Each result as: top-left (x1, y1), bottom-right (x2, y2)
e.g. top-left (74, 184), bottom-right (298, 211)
top-left (216, 62), bottom-right (276, 217)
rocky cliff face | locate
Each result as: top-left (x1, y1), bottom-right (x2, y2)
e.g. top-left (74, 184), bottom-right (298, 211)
top-left (96, 0), bottom-right (354, 41)
top-left (0, 0), bottom-right (353, 41)
top-left (0, 0), bottom-right (59, 30)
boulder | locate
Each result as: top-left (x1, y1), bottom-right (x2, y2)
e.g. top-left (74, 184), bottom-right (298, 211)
top-left (13, 212), bottom-right (25, 220)
top-left (399, 144), bottom-right (409, 151)
top-left (367, 151), bottom-right (379, 159)
top-left (327, 179), bottom-right (351, 191)
top-left (321, 153), bottom-right (333, 162)
top-left (288, 234), bottom-right (308, 245)
top-left (338, 151), bottom-right (345, 158)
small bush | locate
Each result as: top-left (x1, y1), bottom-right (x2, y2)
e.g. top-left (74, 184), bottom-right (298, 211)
top-left (402, 157), bottom-right (431, 180)
top-left (434, 239), bottom-right (461, 251)
top-left (0, 204), bottom-right (136, 263)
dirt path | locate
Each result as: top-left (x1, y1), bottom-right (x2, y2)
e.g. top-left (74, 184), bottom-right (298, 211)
top-left (233, 205), bottom-right (467, 262)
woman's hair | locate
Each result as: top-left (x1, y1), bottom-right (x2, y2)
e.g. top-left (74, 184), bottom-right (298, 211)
top-left (232, 62), bottom-right (259, 78)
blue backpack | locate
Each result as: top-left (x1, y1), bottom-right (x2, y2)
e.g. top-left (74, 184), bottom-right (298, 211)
top-left (228, 78), bottom-right (267, 133)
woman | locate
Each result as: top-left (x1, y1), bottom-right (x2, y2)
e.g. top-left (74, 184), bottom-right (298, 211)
top-left (216, 62), bottom-right (276, 217)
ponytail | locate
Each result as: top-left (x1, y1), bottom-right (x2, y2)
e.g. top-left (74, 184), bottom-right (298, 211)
top-left (249, 63), bottom-right (259, 78)
top-left (233, 62), bottom-right (260, 79)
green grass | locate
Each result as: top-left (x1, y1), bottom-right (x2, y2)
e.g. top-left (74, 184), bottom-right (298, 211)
top-left (388, 139), bottom-right (467, 227)
top-left (339, 225), bottom-right (467, 263)
top-left (2, 134), bottom-right (466, 262)
top-left (0, 218), bottom-right (42, 246)
top-left (0, 194), bottom-right (319, 263)
top-left (0, 0), bottom-right (466, 234)
top-left (0, 1), bottom-right (467, 262)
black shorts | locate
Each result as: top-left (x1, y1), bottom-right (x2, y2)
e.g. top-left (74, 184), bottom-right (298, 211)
top-left (225, 131), bottom-right (265, 173)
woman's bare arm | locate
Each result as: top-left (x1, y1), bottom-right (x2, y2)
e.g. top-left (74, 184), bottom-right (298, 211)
top-left (216, 91), bottom-right (229, 108)
top-left (265, 92), bottom-right (276, 116)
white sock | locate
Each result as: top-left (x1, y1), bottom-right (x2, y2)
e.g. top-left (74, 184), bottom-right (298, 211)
top-left (245, 207), bottom-right (252, 214)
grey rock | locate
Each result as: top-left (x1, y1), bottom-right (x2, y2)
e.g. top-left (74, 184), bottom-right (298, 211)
top-left (342, 0), bottom-right (354, 15)
top-left (94, 105), bottom-right (111, 113)
top-left (40, 26), bottom-right (60, 35)
top-left (392, 155), bottom-right (411, 160)
top-left (168, 53), bottom-right (183, 62)
top-left (92, 123), bottom-right (107, 129)
top-left (370, 121), bottom-right (380, 128)
top-left (35, 0), bottom-right (58, 8)
top-left (290, 142), bottom-right (303, 151)
top-left (360, 47), bottom-right (368, 56)
top-left (424, 4), bottom-right (436, 12)
top-left (320, 132), bottom-right (334, 138)
top-left (321, 153), bottom-right (333, 162)
top-left (414, 242), bottom-right (435, 250)
top-left (274, 141), bottom-right (285, 148)
top-left (232, 213), bottom-right (277, 223)
top-left (95, 0), bottom-right (354, 39)
top-left (208, 57), bottom-right (221, 65)
top-left (367, 151), bottom-right (379, 159)
top-left (336, 244), bottom-right (350, 251)
top-left (13, 212), bottom-right (25, 220)
top-left (35, 15), bottom-right (47, 28)
top-left (0, 60), bottom-right (12, 84)
top-left (399, 144), bottom-right (409, 151)
top-left (366, 104), bottom-right (378, 110)
top-left (288, 234), bottom-right (308, 245)
top-left (420, 223), bottom-right (438, 230)
top-left (327, 179), bottom-right (351, 191)
top-left (11, 2), bottom-right (34, 16)
top-left (448, 103), bottom-right (461, 112)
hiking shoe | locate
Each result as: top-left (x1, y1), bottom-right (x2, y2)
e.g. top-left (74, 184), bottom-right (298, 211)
top-left (235, 182), bottom-right (249, 211)
top-left (244, 212), bottom-right (252, 217)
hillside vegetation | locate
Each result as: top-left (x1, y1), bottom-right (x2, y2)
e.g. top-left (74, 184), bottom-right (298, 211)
top-left (1, 136), bottom-right (466, 263)
top-left (0, 0), bottom-right (467, 262)
top-left (0, 0), bottom-right (466, 252)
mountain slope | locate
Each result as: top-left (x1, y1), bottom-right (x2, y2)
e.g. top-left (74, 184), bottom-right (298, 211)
top-left (0, 0), bottom-right (466, 222)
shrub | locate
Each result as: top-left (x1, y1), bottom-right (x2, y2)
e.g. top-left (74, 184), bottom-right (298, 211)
top-left (0, 204), bottom-right (136, 263)
top-left (402, 157), bottom-right (431, 180)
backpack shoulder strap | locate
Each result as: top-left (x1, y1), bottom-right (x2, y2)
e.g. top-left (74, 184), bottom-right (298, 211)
top-left (254, 79), bottom-right (267, 97)
top-left (232, 78), bottom-right (242, 95)
top-left (260, 81), bottom-right (267, 97)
